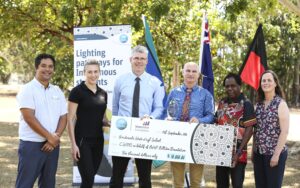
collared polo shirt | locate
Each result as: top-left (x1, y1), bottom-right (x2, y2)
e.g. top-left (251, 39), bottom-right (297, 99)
top-left (68, 81), bottom-right (107, 138)
top-left (17, 78), bottom-right (67, 142)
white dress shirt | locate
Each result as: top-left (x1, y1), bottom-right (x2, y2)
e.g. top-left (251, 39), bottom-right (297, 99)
top-left (112, 71), bottom-right (164, 119)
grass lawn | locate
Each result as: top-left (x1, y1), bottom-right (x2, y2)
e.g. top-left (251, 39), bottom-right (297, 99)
top-left (0, 122), bottom-right (299, 188)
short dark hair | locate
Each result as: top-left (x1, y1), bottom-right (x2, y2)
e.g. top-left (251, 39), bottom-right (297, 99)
top-left (35, 54), bottom-right (55, 69)
top-left (223, 73), bottom-right (242, 86)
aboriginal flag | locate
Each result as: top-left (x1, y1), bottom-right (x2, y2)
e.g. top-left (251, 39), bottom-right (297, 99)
top-left (239, 24), bottom-right (268, 90)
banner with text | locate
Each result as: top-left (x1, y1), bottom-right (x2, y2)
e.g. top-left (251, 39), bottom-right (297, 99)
top-left (73, 25), bottom-right (133, 184)
top-left (109, 116), bottom-right (237, 167)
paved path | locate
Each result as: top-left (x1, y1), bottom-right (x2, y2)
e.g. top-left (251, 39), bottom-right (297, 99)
top-left (0, 96), bottom-right (19, 123)
top-left (289, 113), bottom-right (300, 141)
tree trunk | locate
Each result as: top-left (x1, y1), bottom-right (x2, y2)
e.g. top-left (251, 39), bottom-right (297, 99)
top-left (278, 0), bottom-right (300, 17)
top-left (172, 61), bottom-right (180, 87)
top-left (294, 58), bottom-right (300, 107)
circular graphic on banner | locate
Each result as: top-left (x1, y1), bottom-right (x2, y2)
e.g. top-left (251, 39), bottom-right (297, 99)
top-left (119, 34), bottom-right (128, 43)
top-left (116, 118), bottom-right (127, 130)
top-left (190, 124), bottom-right (234, 166)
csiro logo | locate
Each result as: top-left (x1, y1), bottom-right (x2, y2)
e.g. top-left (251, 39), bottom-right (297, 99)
top-left (119, 34), bottom-right (128, 43)
top-left (116, 118), bottom-right (127, 130)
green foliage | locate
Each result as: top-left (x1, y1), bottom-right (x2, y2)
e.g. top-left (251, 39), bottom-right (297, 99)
top-left (0, 57), bottom-right (12, 84)
top-left (0, 0), bottom-right (299, 104)
top-left (0, 0), bottom-right (73, 88)
top-left (208, 0), bottom-right (300, 102)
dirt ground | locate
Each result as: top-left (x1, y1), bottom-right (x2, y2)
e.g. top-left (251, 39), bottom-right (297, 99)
top-left (0, 95), bottom-right (300, 187)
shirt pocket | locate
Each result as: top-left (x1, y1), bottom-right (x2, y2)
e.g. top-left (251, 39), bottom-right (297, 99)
top-left (120, 88), bottom-right (132, 102)
top-left (190, 97), bottom-right (204, 114)
top-left (50, 95), bottom-right (62, 112)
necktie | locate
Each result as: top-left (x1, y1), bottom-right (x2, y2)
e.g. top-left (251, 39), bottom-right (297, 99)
top-left (180, 88), bottom-right (192, 122)
top-left (132, 77), bottom-right (140, 117)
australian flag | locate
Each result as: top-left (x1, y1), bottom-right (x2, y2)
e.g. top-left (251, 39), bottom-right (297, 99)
top-left (199, 14), bottom-right (214, 97)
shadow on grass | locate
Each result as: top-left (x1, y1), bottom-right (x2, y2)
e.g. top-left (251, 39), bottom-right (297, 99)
top-left (0, 122), bottom-right (299, 188)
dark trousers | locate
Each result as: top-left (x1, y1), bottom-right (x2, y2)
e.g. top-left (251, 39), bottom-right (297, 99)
top-left (16, 140), bottom-right (59, 188)
top-left (253, 149), bottom-right (288, 188)
top-left (109, 156), bottom-right (152, 188)
top-left (76, 137), bottom-right (104, 188)
top-left (216, 162), bottom-right (246, 188)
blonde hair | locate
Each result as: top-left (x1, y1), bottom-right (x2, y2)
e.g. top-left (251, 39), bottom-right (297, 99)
top-left (84, 59), bottom-right (100, 72)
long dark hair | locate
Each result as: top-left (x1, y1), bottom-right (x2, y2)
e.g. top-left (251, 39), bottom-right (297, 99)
top-left (257, 70), bottom-right (285, 102)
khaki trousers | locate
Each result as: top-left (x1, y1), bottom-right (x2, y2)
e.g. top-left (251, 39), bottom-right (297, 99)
top-left (171, 162), bottom-right (204, 188)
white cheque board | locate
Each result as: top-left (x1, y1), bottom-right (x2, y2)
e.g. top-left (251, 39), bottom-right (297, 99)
top-left (108, 116), bottom-right (237, 167)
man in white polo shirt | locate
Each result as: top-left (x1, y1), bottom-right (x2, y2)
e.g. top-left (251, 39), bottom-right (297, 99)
top-left (16, 54), bottom-right (67, 188)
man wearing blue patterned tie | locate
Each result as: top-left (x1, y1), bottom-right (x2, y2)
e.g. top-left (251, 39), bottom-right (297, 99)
top-left (166, 62), bottom-right (214, 188)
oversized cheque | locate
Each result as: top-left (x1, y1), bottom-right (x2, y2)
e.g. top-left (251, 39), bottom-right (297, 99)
top-left (108, 116), bottom-right (237, 167)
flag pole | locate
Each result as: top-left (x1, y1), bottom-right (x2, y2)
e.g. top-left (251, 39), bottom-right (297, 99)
top-left (198, 12), bottom-right (206, 74)
top-left (142, 14), bottom-right (146, 28)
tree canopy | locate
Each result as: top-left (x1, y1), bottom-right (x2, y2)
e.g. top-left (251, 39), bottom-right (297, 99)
top-left (0, 0), bottom-right (299, 105)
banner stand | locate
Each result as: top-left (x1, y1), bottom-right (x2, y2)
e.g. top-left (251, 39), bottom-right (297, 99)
top-left (73, 25), bottom-right (134, 185)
